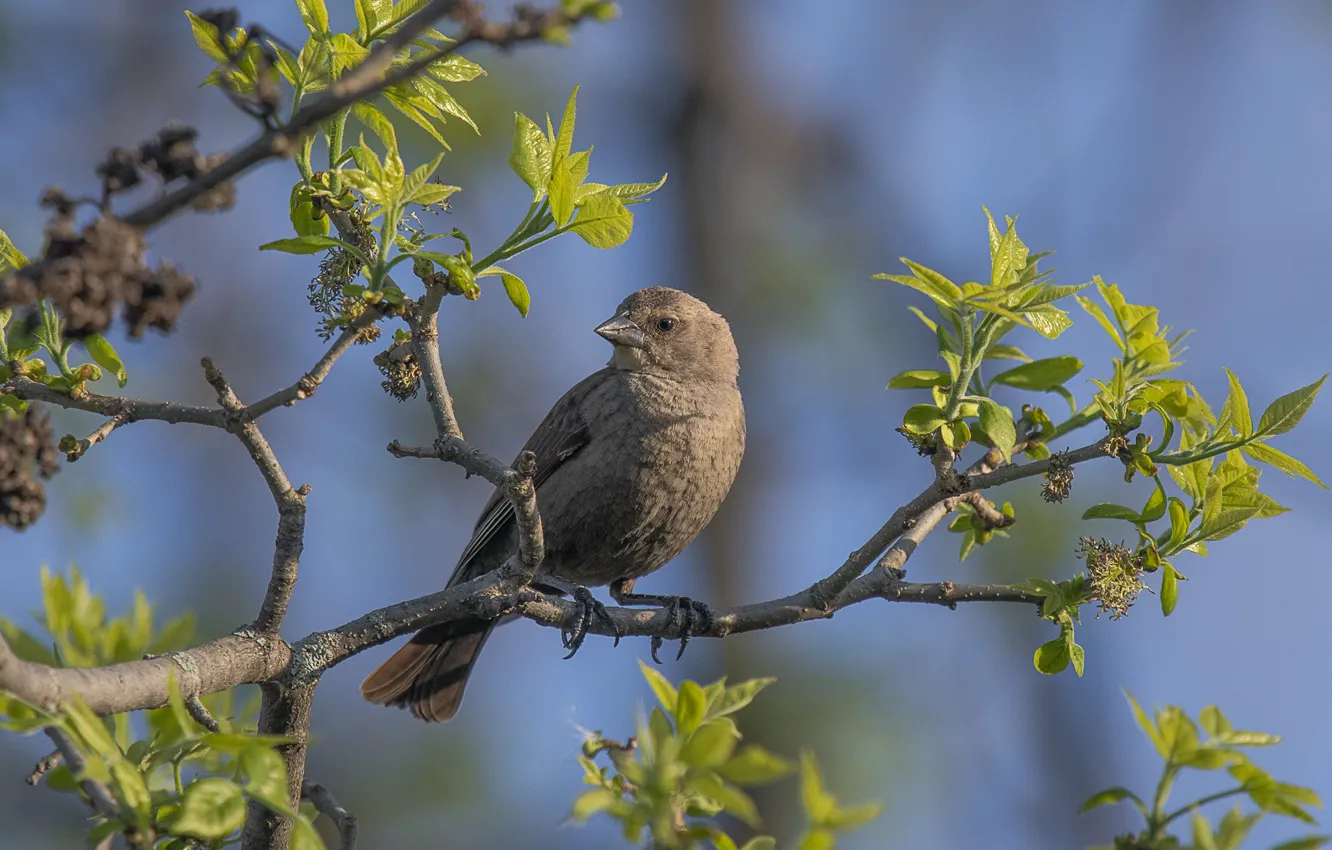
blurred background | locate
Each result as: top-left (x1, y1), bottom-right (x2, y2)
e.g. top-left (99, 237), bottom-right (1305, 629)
top-left (3, 1), bottom-right (1331, 847)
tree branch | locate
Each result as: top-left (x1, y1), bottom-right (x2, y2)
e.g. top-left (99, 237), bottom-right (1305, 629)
top-left (302, 780), bottom-right (358, 850)
top-left (0, 633), bottom-right (289, 715)
top-left (45, 727), bottom-right (120, 822)
top-left (118, 1), bottom-right (592, 230)
top-left (201, 358), bottom-right (309, 635)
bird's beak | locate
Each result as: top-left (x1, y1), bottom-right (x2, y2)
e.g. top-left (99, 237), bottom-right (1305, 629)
top-left (595, 314), bottom-right (648, 349)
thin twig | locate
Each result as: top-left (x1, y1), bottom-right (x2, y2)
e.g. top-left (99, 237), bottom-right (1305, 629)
top-left (247, 306), bottom-right (383, 418)
top-left (63, 413), bottom-right (131, 462)
top-left (184, 696), bottom-right (221, 733)
top-left (25, 749), bottom-right (63, 785)
top-left (201, 358), bottom-right (309, 635)
top-left (302, 780), bottom-right (358, 850)
top-left (115, 1), bottom-right (592, 230)
top-left (44, 727), bottom-right (119, 819)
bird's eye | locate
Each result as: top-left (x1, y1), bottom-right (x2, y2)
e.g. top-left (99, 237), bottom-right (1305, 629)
top-left (656, 317), bottom-right (676, 332)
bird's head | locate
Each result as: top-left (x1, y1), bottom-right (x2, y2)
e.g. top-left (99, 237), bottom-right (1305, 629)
top-left (595, 287), bottom-right (739, 384)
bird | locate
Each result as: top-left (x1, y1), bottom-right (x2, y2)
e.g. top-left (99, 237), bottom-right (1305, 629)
top-left (361, 286), bottom-right (746, 722)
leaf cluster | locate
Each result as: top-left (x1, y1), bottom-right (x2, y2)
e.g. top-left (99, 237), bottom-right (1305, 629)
top-left (569, 661), bottom-right (881, 850)
top-left (1084, 694), bottom-right (1327, 850)
top-left (0, 569), bottom-right (326, 849)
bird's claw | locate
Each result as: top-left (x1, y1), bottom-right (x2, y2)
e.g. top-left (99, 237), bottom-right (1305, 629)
top-left (562, 586), bottom-right (621, 659)
top-left (648, 596), bottom-right (714, 664)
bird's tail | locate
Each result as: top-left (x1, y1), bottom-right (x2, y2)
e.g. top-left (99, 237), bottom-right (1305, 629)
top-left (359, 617), bottom-right (496, 722)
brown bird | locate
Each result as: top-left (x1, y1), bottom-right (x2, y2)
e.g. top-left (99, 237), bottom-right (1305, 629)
top-left (361, 286), bottom-right (746, 722)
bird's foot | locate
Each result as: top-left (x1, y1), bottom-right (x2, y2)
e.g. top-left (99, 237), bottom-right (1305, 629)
top-left (561, 586), bottom-right (621, 659)
top-left (648, 596), bottom-right (714, 665)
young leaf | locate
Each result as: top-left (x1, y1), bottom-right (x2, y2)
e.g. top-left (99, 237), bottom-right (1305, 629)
top-left (989, 356), bottom-right (1082, 391)
top-left (553, 85), bottom-right (579, 164)
top-left (1240, 442), bottom-right (1327, 489)
top-left (638, 658), bottom-right (678, 712)
top-left (1081, 503), bottom-right (1141, 522)
top-left (886, 370), bottom-right (950, 390)
top-left (1161, 564), bottom-right (1179, 616)
top-left (977, 398), bottom-right (1016, 462)
top-left (82, 334), bottom-right (128, 388)
top-left (478, 266), bottom-right (530, 317)
top-left (706, 677), bottom-right (776, 719)
top-left (718, 745), bottom-right (796, 786)
top-left (676, 681), bottom-right (707, 736)
top-left (509, 113), bottom-right (552, 200)
top-left (901, 404), bottom-right (946, 435)
top-left (259, 236), bottom-right (357, 256)
top-left (1080, 786), bottom-right (1146, 814)
top-left (184, 11), bottom-right (230, 63)
top-left (166, 779), bottom-right (247, 839)
top-left (1033, 637), bottom-right (1069, 674)
top-left (570, 194), bottom-right (633, 249)
top-left (1256, 375), bottom-right (1326, 437)
top-left (1223, 368), bottom-right (1253, 436)
top-left (295, 0), bottom-right (330, 35)
top-left (549, 150), bottom-right (592, 227)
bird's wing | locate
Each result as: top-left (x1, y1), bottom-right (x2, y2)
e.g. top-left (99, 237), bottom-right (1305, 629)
top-left (446, 370), bottom-right (608, 584)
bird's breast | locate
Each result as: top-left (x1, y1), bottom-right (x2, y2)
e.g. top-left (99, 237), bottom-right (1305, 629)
top-left (541, 374), bottom-right (744, 586)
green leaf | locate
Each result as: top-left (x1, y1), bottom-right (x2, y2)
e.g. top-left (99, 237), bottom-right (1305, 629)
top-left (1068, 637), bottom-right (1085, 677)
top-left (1223, 369), bottom-right (1253, 436)
top-left (706, 677), bottom-right (776, 719)
top-left (886, 369), bottom-right (950, 390)
top-left (1075, 295), bottom-right (1124, 349)
top-left (1161, 564), bottom-right (1179, 616)
top-left (1256, 375), bottom-right (1326, 437)
top-left (240, 746), bottom-right (290, 813)
top-left (1080, 786), bottom-right (1146, 814)
top-left (569, 788), bottom-right (620, 821)
top-left (990, 356), bottom-right (1082, 391)
top-left (296, 0), bottom-right (330, 34)
top-left (638, 659), bottom-right (677, 713)
top-left (738, 839), bottom-right (778, 850)
top-left (354, 0), bottom-right (381, 40)
top-left (718, 745), bottom-right (796, 786)
top-left (692, 772), bottom-right (761, 828)
top-left (428, 53), bottom-right (485, 83)
top-left (984, 344), bottom-right (1031, 362)
top-left (1033, 637), bottom-right (1069, 674)
top-left (550, 150), bottom-right (592, 227)
top-left (1080, 503), bottom-right (1140, 522)
top-left (553, 85), bottom-right (579, 164)
top-left (1195, 508), bottom-right (1259, 543)
top-left (680, 718), bottom-right (741, 768)
top-left (1240, 442), bottom-right (1327, 489)
top-left (509, 113), bottom-right (552, 200)
top-left (796, 831), bottom-right (836, 850)
top-left (289, 817), bottom-right (324, 850)
top-left (570, 194), bottom-right (633, 249)
top-left (1200, 705), bottom-right (1233, 738)
top-left (167, 779), bottom-right (247, 839)
top-left (184, 11), bottom-right (229, 63)
top-left (676, 681), bottom-right (707, 736)
top-left (478, 266), bottom-right (530, 317)
top-left (1271, 838), bottom-right (1332, 850)
top-left (873, 259), bottom-right (962, 307)
top-left (259, 236), bottom-right (352, 255)
top-left (82, 334), bottom-right (128, 388)
top-left (902, 404), bottom-right (946, 435)
top-left (977, 398), bottom-right (1016, 462)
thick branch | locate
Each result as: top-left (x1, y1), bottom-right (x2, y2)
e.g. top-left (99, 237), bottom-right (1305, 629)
top-left (241, 683), bottom-right (316, 850)
top-left (0, 633), bottom-right (288, 715)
